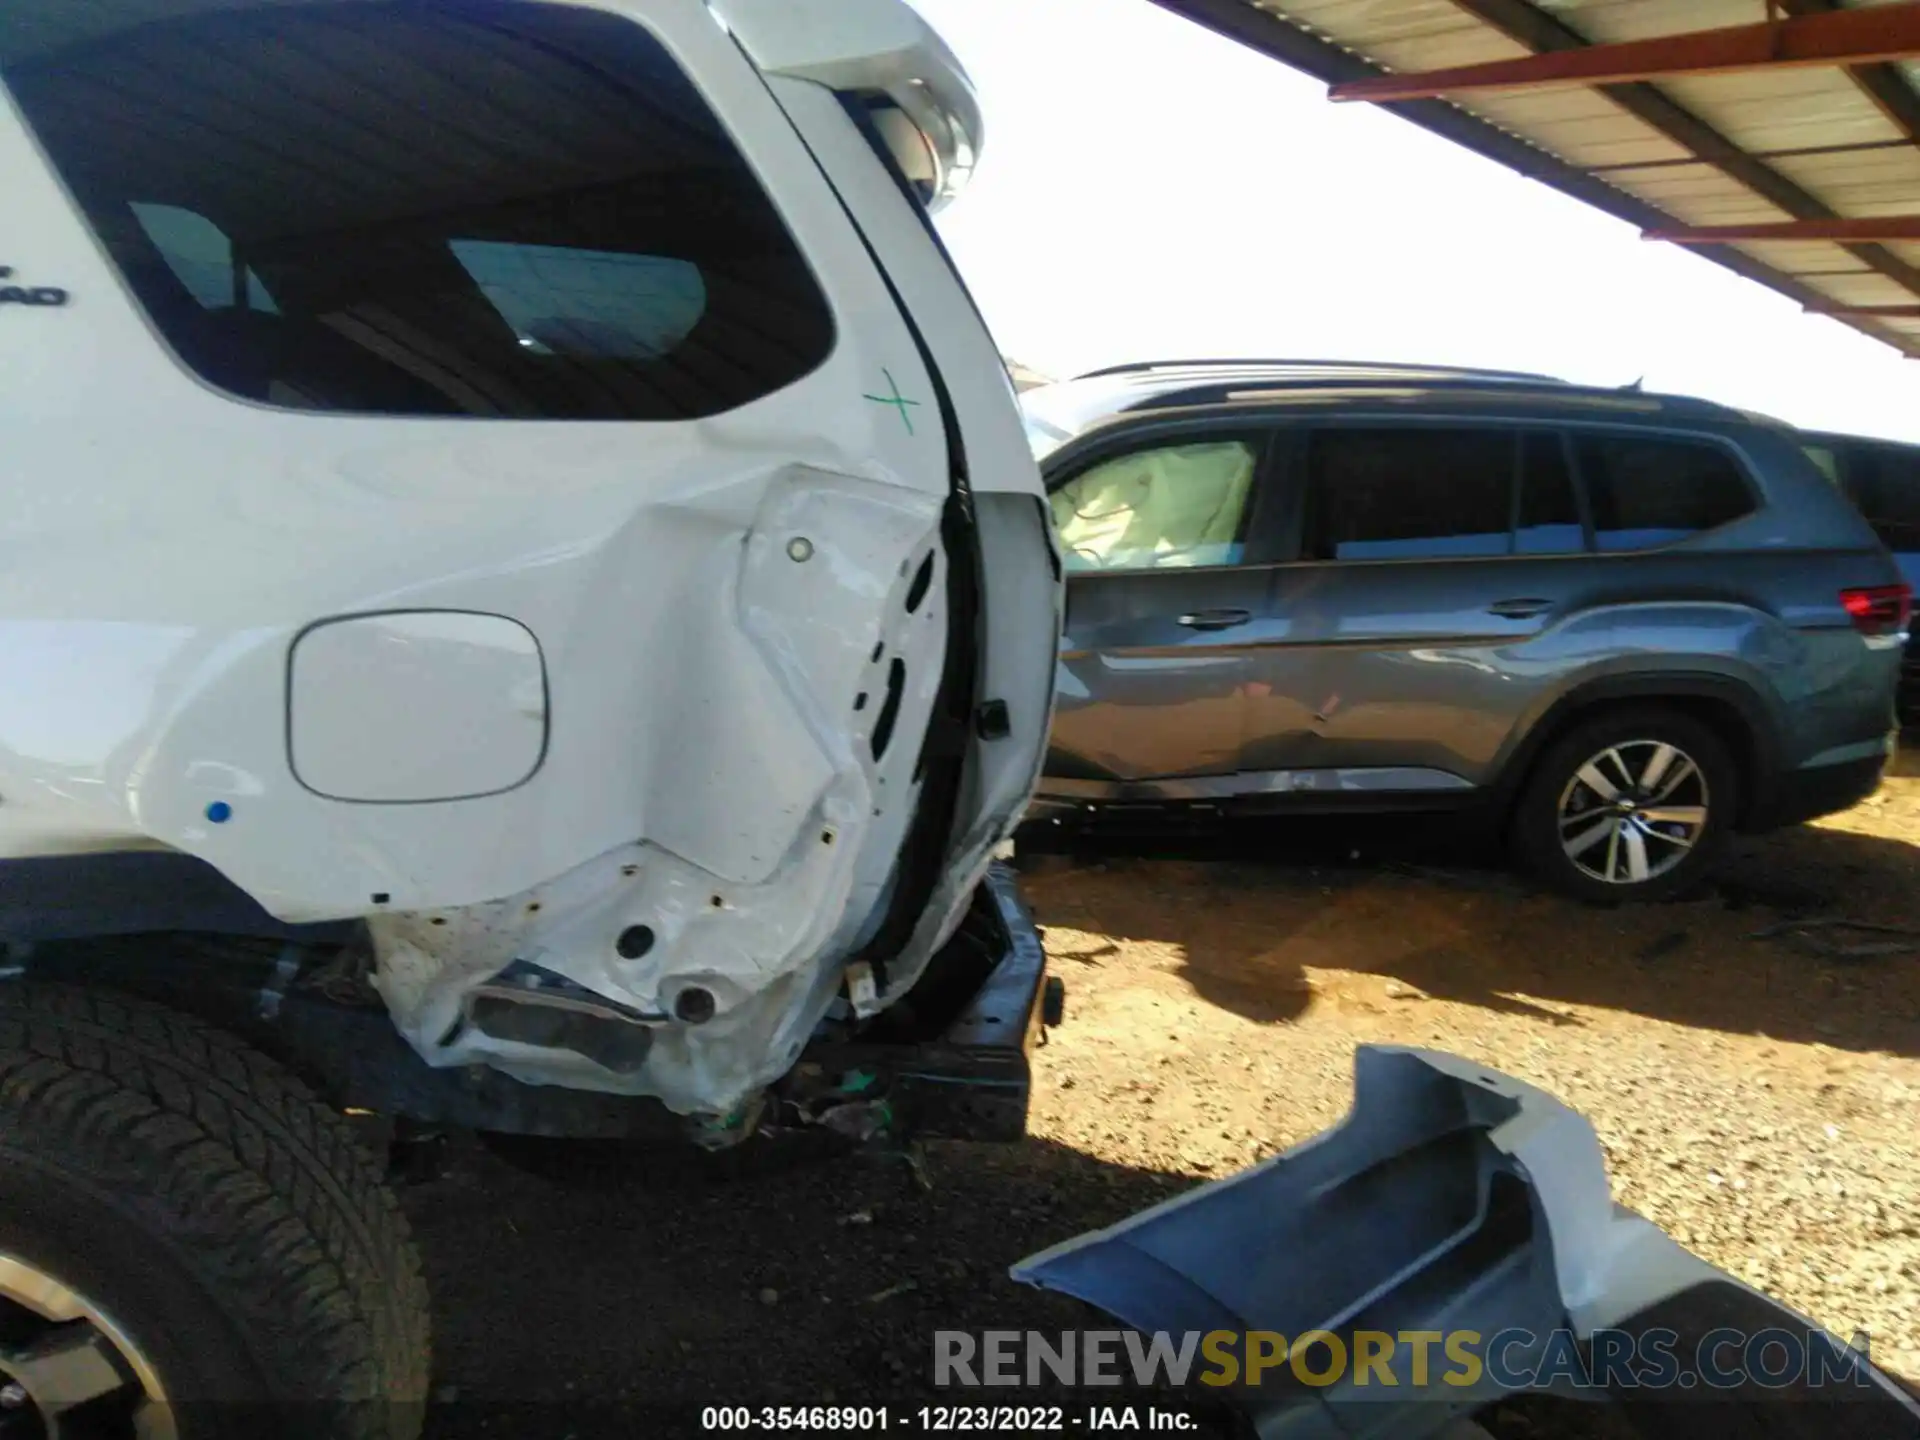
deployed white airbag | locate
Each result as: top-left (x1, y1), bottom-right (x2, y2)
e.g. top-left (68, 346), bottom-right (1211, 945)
top-left (1049, 441), bottom-right (1255, 571)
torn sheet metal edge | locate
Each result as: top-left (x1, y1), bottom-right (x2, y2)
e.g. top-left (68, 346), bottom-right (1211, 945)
top-left (366, 470), bottom-right (946, 1118)
top-left (1012, 1046), bottom-right (1914, 1439)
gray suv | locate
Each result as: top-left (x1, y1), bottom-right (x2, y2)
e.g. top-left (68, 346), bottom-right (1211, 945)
top-left (1024, 360), bottom-right (1908, 902)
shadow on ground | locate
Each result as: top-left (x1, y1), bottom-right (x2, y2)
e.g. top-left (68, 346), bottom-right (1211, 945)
top-left (1019, 804), bottom-right (1920, 1059)
top-left (410, 1134), bottom-right (1222, 1436)
top-left (408, 1134), bottom-right (1628, 1439)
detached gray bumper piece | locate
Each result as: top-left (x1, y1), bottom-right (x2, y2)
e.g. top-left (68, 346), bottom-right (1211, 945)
top-left (1014, 1046), bottom-right (1920, 1440)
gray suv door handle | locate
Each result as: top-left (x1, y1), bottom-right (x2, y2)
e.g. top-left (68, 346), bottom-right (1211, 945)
top-left (1178, 608), bottom-right (1251, 631)
top-left (1488, 597), bottom-right (1553, 619)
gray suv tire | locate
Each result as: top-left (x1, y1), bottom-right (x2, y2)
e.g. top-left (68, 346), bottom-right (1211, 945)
top-left (1513, 707), bottom-right (1737, 903)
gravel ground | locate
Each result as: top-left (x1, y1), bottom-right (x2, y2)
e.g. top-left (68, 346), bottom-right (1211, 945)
top-left (404, 771), bottom-right (1920, 1435)
top-left (1024, 799), bottom-right (1920, 1382)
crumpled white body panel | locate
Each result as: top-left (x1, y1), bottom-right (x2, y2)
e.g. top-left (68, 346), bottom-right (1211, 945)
top-left (0, 0), bottom-right (1056, 1119)
top-left (368, 469), bottom-right (946, 1111)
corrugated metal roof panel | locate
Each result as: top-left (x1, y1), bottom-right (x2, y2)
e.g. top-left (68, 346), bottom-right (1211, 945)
top-left (1556, 0), bottom-right (1807, 42)
top-left (1462, 84), bottom-right (1647, 126)
top-left (1456, 87), bottom-right (1686, 165)
top-left (1602, 163), bottom-right (1793, 222)
top-left (1770, 145), bottom-right (1920, 211)
top-left (1797, 270), bottom-right (1920, 305)
top-left (1256, 0), bottom-right (1524, 66)
top-left (1661, 69), bottom-right (1905, 152)
top-left (1734, 238), bottom-right (1880, 273)
top-left (1546, 133), bottom-right (1697, 166)
top-left (1156, 0), bottom-right (1920, 359)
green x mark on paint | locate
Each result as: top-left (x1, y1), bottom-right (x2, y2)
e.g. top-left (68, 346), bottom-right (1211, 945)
top-left (862, 367), bottom-right (922, 435)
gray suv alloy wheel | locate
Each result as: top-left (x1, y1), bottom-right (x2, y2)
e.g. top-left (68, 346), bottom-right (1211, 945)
top-left (1516, 708), bottom-right (1736, 903)
top-left (1556, 738), bottom-right (1711, 886)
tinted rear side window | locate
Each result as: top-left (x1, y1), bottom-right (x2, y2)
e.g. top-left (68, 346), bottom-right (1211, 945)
top-left (1302, 428), bottom-right (1513, 561)
top-left (1575, 435), bottom-right (1754, 552)
top-left (1299, 427), bottom-right (1584, 561)
top-left (1844, 442), bottom-right (1920, 553)
top-left (2, 1), bottom-right (835, 419)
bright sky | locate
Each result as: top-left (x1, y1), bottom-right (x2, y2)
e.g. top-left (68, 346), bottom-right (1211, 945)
top-left (908, 0), bottom-right (1920, 444)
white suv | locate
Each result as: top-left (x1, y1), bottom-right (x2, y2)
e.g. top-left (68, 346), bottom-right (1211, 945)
top-left (0, 1), bottom-right (1057, 1429)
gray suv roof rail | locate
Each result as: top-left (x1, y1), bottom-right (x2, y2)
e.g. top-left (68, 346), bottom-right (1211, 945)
top-left (1074, 358), bottom-right (1570, 385)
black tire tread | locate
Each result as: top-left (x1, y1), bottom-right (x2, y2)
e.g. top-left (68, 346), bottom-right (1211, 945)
top-left (0, 983), bottom-right (428, 1435)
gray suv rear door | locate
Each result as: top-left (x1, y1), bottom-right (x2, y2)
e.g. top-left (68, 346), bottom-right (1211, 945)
top-left (1246, 423), bottom-right (1591, 787)
top-left (1048, 426), bottom-right (1288, 787)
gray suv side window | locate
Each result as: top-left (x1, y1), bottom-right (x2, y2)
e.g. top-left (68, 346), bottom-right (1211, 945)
top-left (1300, 426), bottom-right (1582, 561)
top-left (1574, 435), bottom-right (1755, 552)
top-left (1050, 438), bottom-right (1261, 573)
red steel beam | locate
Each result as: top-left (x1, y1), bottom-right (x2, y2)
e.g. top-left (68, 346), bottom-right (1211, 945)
top-left (1330, 2), bottom-right (1920, 103)
top-left (1645, 216), bottom-right (1920, 244)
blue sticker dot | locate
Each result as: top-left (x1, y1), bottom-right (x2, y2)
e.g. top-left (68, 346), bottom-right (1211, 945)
top-left (205, 801), bottom-right (232, 824)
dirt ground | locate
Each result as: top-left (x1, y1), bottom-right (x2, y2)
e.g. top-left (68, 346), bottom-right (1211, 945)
top-left (403, 767), bottom-right (1920, 1437)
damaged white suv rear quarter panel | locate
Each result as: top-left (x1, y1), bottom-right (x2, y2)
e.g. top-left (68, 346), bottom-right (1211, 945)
top-left (0, 0), bottom-right (1014, 1115)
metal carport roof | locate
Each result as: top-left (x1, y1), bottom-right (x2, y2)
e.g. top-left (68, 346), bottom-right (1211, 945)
top-left (1148, 0), bottom-right (1920, 362)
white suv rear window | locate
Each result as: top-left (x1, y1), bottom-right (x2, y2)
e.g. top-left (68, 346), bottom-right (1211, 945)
top-left (3, 0), bottom-right (835, 419)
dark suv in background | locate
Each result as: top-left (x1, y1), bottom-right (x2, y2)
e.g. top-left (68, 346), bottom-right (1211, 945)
top-left (1801, 430), bottom-right (1920, 716)
top-left (1024, 360), bottom-right (1907, 902)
